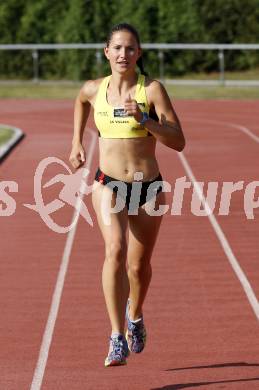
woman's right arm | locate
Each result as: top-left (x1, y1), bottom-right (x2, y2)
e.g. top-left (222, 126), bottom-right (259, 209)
top-left (69, 80), bottom-right (95, 169)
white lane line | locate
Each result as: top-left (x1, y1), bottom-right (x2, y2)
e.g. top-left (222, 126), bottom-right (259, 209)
top-left (227, 122), bottom-right (259, 143)
top-left (178, 152), bottom-right (259, 321)
top-left (184, 118), bottom-right (259, 144)
top-left (30, 129), bottom-right (97, 390)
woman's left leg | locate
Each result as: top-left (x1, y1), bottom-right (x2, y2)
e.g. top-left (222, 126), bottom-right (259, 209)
top-left (127, 191), bottom-right (166, 321)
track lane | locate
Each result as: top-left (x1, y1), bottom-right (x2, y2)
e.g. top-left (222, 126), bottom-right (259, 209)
top-left (179, 100), bottom-right (259, 302)
top-left (41, 101), bottom-right (259, 388)
top-left (0, 99), bottom-right (76, 390)
top-left (0, 99), bottom-right (259, 390)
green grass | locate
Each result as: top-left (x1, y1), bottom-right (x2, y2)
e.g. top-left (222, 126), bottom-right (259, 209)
top-left (171, 67), bottom-right (259, 81)
top-left (0, 128), bottom-right (14, 146)
top-left (0, 82), bottom-right (81, 99)
top-left (166, 85), bottom-right (259, 99)
top-left (0, 71), bottom-right (259, 100)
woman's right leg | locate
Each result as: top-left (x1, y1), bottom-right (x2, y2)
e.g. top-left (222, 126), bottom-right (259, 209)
top-left (92, 181), bottom-right (129, 335)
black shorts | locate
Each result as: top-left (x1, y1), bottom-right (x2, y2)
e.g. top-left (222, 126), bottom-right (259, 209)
top-left (94, 168), bottom-right (163, 211)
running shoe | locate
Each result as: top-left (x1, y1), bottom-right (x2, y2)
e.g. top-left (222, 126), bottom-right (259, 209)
top-left (104, 333), bottom-right (129, 367)
top-left (125, 299), bottom-right (147, 353)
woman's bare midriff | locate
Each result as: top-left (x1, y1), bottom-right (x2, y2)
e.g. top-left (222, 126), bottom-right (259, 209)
top-left (98, 136), bottom-right (160, 182)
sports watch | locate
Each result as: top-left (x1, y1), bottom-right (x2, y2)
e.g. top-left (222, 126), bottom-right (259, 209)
top-left (139, 112), bottom-right (149, 126)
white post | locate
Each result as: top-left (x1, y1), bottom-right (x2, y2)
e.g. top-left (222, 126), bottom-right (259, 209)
top-left (158, 50), bottom-right (164, 83)
top-left (218, 49), bottom-right (225, 86)
top-left (32, 49), bottom-right (39, 82)
top-left (95, 51), bottom-right (102, 77)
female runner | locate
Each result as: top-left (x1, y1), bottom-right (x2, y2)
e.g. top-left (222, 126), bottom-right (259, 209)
top-left (69, 23), bottom-right (185, 367)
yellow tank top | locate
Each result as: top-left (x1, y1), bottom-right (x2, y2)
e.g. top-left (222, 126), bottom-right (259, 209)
top-left (94, 73), bottom-right (152, 138)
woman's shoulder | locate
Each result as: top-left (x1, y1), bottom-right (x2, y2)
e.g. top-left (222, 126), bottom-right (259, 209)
top-left (145, 77), bottom-right (166, 93)
top-left (144, 77), bottom-right (168, 104)
top-left (79, 77), bottom-right (107, 103)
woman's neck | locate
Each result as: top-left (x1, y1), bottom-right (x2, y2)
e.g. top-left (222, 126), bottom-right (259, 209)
top-left (109, 71), bottom-right (138, 96)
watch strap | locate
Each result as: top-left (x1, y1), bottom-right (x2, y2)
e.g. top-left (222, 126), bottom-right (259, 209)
top-left (140, 112), bottom-right (149, 125)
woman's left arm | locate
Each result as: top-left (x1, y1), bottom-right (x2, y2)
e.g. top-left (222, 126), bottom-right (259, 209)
top-left (145, 80), bottom-right (185, 151)
top-left (124, 80), bottom-right (185, 151)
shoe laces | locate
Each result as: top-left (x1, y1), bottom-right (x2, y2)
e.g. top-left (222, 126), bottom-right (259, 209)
top-left (110, 336), bottom-right (125, 358)
top-left (130, 321), bottom-right (145, 342)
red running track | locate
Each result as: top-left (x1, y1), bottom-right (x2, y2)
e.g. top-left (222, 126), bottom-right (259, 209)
top-left (0, 99), bottom-right (259, 390)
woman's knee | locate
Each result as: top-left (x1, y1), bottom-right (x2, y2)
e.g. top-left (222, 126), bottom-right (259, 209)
top-left (105, 240), bottom-right (127, 265)
top-left (128, 260), bottom-right (152, 278)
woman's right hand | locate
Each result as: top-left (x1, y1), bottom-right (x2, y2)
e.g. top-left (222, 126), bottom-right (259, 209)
top-left (69, 142), bottom-right (86, 169)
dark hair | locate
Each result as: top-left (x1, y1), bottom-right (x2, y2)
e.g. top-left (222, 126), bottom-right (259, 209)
top-left (106, 23), bottom-right (148, 76)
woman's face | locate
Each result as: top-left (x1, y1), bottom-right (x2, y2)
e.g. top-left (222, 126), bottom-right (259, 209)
top-left (104, 30), bottom-right (141, 74)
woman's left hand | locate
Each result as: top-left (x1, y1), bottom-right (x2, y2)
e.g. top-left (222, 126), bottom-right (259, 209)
top-left (124, 94), bottom-right (143, 122)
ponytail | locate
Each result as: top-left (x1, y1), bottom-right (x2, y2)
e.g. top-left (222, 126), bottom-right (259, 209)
top-left (136, 56), bottom-right (148, 77)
